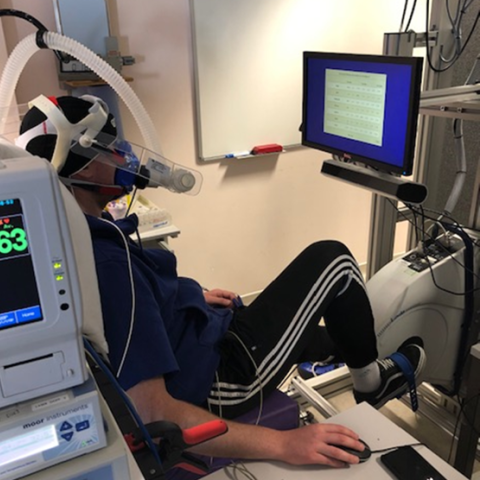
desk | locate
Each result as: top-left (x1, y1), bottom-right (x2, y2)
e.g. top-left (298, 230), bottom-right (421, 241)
top-left (204, 402), bottom-right (467, 479)
top-left (138, 224), bottom-right (181, 242)
top-left (131, 224), bottom-right (181, 251)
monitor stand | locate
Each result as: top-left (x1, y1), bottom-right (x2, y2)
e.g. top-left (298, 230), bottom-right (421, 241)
top-left (321, 158), bottom-right (427, 204)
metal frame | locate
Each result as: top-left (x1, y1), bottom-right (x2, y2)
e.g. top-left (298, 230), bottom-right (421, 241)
top-left (454, 343), bottom-right (480, 477)
top-left (290, 376), bottom-right (339, 419)
top-left (367, 1), bottom-right (458, 278)
top-left (291, 3), bottom-right (480, 475)
top-left (367, 3), bottom-right (480, 473)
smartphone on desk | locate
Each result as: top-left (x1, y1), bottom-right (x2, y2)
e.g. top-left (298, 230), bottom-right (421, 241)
top-left (380, 446), bottom-right (447, 480)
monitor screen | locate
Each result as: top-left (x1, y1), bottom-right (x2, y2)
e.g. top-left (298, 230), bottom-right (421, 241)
top-left (0, 199), bottom-right (43, 330)
top-left (302, 52), bottom-right (423, 176)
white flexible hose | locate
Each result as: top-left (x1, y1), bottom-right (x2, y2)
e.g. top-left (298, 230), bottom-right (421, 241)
top-left (444, 120), bottom-right (467, 216)
top-left (0, 32), bottom-right (160, 153)
top-left (0, 34), bottom-right (38, 122)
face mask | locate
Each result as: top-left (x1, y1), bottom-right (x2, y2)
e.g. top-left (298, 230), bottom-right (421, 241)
top-left (113, 147), bottom-right (141, 194)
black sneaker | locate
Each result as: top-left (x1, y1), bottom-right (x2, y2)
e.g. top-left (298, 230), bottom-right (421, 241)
top-left (353, 344), bottom-right (426, 410)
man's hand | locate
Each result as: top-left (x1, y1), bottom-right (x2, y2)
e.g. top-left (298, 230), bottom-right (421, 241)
top-left (203, 288), bottom-right (238, 308)
top-left (276, 423), bottom-right (365, 468)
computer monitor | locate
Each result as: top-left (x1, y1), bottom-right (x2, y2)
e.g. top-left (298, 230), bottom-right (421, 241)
top-left (302, 52), bottom-right (423, 176)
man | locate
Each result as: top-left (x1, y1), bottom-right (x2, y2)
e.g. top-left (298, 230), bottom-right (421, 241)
top-left (17, 95), bottom-right (425, 473)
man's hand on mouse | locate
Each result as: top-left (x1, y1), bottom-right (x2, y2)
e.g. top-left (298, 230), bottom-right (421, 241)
top-left (275, 423), bottom-right (365, 468)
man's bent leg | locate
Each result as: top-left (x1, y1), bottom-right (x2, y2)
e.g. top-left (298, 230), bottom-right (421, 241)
top-left (207, 241), bottom-right (426, 416)
top-left (208, 241), bottom-right (375, 418)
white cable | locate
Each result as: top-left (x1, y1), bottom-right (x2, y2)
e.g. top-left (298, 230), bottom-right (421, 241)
top-left (224, 461), bottom-right (259, 480)
top-left (97, 217), bottom-right (136, 378)
top-left (215, 370), bottom-right (223, 419)
top-left (443, 119), bottom-right (467, 216)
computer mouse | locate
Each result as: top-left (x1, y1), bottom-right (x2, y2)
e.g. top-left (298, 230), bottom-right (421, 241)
top-left (335, 439), bottom-right (372, 463)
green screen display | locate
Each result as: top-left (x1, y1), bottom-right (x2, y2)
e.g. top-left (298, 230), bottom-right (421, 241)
top-left (0, 199), bottom-right (43, 330)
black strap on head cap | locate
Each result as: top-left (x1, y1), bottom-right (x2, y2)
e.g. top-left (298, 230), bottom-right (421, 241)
top-left (19, 96), bottom-right (117, 178)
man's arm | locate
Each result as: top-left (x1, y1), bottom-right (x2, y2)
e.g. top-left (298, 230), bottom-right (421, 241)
top-left (127, 377), bottom-right (365, 468)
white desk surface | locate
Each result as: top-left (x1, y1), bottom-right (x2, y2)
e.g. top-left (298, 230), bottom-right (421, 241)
top-left (204, 402), bottom-right (467, 479)
top-left (137, 224), bottom-right (180, 241)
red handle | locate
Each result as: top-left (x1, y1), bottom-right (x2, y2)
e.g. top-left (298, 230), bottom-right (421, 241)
top-left (124, 433), bottom-right (145, 452)
top-left (182, 419), bottom-right (228, 446)
top-left (176, 462), bottom-right (208, 475)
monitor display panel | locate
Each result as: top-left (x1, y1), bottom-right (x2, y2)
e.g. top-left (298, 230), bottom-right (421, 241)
top-left (302, 52), bottom-right (423, 176)
top-left (0, 199), bottom-right (43, 330)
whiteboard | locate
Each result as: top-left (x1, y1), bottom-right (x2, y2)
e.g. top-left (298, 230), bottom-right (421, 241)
top-left (190, 0), bottom-right (426, 161)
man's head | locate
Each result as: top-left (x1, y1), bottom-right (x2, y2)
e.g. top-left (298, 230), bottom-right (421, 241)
top-left (16, 95), bottom-right (202, 211)
top-left (15, 95), bottom-right (140, 215)
top-left (17, 95), bottom-right (117, 178)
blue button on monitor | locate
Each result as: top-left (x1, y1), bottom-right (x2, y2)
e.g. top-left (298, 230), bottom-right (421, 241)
top-left (0, 312), bottom-right (15, 329)
top-left (16, 306), bottom-right (42, 324)
top-left (61, 432), bottom-right (74, 442)
top-left (75, 420), bottom-right (90, 432)
top-left (60, 421), bottom-right (73, 431)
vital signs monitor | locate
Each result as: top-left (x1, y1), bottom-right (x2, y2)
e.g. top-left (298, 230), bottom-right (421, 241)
top-left (0, 151), bottom-right (87, 409)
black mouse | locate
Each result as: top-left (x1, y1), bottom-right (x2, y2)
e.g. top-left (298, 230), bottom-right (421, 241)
top-left (335, 439), bottom-right (372, 463)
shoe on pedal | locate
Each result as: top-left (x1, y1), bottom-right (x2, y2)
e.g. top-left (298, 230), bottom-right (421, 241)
top-left (353, 343), bottom-right (426, 410)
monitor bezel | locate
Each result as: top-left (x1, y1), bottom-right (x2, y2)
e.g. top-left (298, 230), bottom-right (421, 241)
top-left (302, 51), bottom-right (423, 176)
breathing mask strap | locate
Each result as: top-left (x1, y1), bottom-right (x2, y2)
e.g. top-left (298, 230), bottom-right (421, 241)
top-left (28, 95), bottom-right (72, 172)
top-left (27, 94), bottom-right (110, 173)
top-left (61, 177), bottom-right (127, 197)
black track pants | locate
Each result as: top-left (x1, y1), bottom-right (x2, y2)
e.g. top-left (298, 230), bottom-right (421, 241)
top-left (207, 240), bottom-right (378, 418)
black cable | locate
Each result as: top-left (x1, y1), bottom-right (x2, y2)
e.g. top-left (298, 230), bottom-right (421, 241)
top-left (411, 202), bottom-right (421, 244)
top-left (371, 442), bottom-right (424, 454)
top-left (125, 187), bottom-right (138, 217)
top-left (425, 0), bottom-right (480, 73)
top-left (446, 0), bottom-right (462, 26)
top-left (442, 223), bottom-right (475, 393)
top-left (445, 390), bottom-right (480, 464)
top-left (456, 8), bottom-right (480, 58)
top-left (400, 0), bottom-right (410, 32)
top-left (0, 8), bottom-right (67, 63)
top-left (458, 391), bottom-right (480, 437)
top-left (121, 187), bottom-right (146, 253)
top-left (441, 0), bottom-right (466, 64)
top-left (0, 8), bottom-right (47, 31)
top-left (401, 202), bottom-right (480, 275)
top-left (419, 203), bottom-right (427, 244)
top-left (392, 202), bottom-right (480, 294)
top-left (447, 394), bottom-right (463, 463)
top-left (404, 0), bottom-right (418, 31)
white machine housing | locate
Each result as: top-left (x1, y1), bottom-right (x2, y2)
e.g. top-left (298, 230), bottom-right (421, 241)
top-left (367, 233), bottom-right (479, 391)
top-left (0, 373), bottom-right (106, 480)
top-left (0, 155), bottom-right (88, 408)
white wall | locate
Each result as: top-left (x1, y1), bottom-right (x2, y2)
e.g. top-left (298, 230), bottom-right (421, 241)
top-left (2, 0), bottom-right (415, 295)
